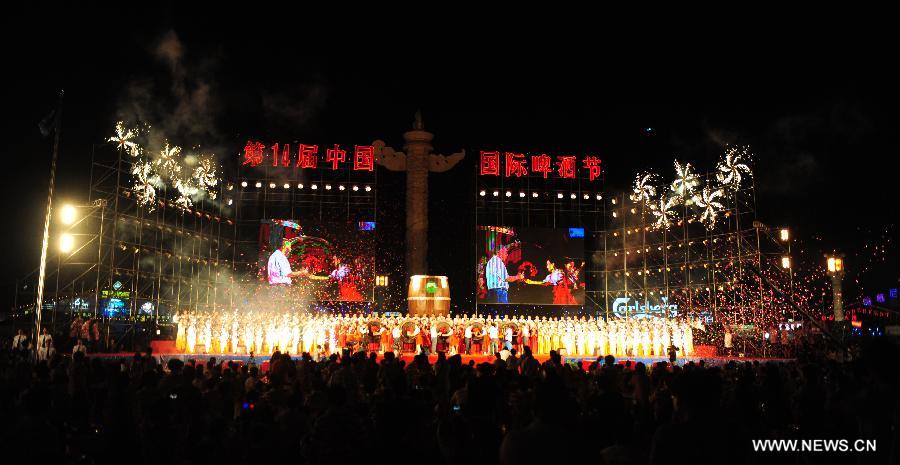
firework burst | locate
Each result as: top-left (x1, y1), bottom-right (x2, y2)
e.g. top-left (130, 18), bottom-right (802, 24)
top-left (156, 142), bottom-right (183, 177)
top-left (671, 160), bottom-right (699, 198)
top-left (131, 161), bottom-right (158, 210)
top-left (108, 121), bottom-right (142, 157)
top-left (174, 178), bottom-right (199, 211)
top-left (629, 172), bottom-right (658, 205)
top-left (693, 186), bottom-right (725, 229)
top-left (192, 156), bottom-right (219, 199)
top-left (716, 146), bottom-right (752, 190)
top-left (651, 195), bottom-right (680, 230)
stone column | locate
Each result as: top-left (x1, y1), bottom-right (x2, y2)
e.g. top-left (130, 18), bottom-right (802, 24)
top-left (403, 128), bottom-right (433, 276)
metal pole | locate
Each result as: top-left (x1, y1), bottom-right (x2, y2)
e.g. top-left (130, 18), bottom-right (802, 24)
top-left (34, 90), bottom-right (64, 345)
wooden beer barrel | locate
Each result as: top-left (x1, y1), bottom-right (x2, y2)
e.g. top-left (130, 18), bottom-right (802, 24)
top-left (408, 275), bottom-right (450, 316)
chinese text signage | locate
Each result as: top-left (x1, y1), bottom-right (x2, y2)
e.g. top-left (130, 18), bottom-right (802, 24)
top-left (479, 151), bottom-right (602, 182)
top-left (242, 141), bottom-right (375, 171)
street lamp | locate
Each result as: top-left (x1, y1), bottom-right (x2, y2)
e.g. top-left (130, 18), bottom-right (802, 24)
top-left (781, 256), bottom-right (791, 269)
top-left (826, 254), bottom-right (845, 321)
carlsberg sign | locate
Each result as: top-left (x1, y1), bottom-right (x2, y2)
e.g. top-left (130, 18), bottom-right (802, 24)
top-left (611, 296), bottom-right (679, 319)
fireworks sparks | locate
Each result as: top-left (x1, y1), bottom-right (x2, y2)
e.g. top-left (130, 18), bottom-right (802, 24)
top-left (651, 195), bottom-right (679, 230)
top-left (174, 177), bottom-right (199, 211)
top-left (156, 142), bottom-right (183, 176)
top-left (192, 156), bottom-right (219, 199)
top-left (131, 161), bottom-right (158, 210)
top-left (108, 121), bottom-right (143, 157)
top-left (716, 146), bottom-right (752, 190)
top-left (692, 186), bottom-right (725, 229)
top-left (629, 172), bottom-right (657, 205)
top-left (671, 160), bottom-right (699, 198)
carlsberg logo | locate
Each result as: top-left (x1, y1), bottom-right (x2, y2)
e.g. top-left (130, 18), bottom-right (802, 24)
top-left (611, 297), bottom-right (678, 318)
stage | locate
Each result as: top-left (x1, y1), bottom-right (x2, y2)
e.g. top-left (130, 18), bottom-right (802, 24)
top-left (94, 351), bottom-right (792, 372)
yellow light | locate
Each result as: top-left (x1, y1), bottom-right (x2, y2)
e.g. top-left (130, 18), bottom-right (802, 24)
top-left (376, 275), bottom-right (389, 287)
top-left (781, 256), bottom-right (791, 269)
top-left (60, 205), bottom-right (77, 225)
top-left (59, 233), bottom-right (74, 253)
top-left (834, 258), bottom-right (843, 272)
top-left (779, 228), bottom-right (789, 241)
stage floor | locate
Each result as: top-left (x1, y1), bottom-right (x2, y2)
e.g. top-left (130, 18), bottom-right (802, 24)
top-left (96, 351), bottom-right (792, 370)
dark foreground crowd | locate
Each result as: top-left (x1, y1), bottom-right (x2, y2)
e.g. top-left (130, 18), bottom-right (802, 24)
top-left (1, 336), bottom-right (898, 465)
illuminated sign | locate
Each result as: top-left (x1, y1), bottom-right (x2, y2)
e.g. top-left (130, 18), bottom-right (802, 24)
top-left (479, 150), bottom-right (602, 181)
top-left (611, 297), bottom-right (678, 319)
top-left (358, 221), bottom-right (376, 231)
top-left (568, 228), bottom-right (585, 238)
top-left (101, 290), bottom-right (131, 299)
top-left (242, 142), bottom-right (375, 171)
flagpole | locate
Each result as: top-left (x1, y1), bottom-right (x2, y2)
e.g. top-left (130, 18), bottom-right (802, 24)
top-left (34, 90), bottom-right (64, 350)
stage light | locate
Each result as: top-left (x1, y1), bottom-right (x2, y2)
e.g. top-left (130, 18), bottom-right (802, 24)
top-left (60, 205), bottom-right (77, 225)
top-left (519, 192), bottom-right (526, 198)
top-left (479, 190), bottom-right (486, 196)
top-left (557, 193), bottom-right (563, 199)
top-left (298, 183), bottom-right (304, 189)
top-left (325, 184), bottom-right (332, 190)
top-left (255, 182), bottom-right (262, 188)
top-left (780, 228), bottom-right (789, 241)
top-left (611, 198), bottom-right (617, 205)
top-left (596, 194), bottom-right (602, 200)
top-left (59, 233), bottom-right (74, 253)
top-left (311, 184), bottom-right (318, 190)
top-left (570, 193), bottom-right (576, 199)
top-left (353, 185), bottom-right (359, 191)
top-left (612, 212), bottom-right (618, 217)
top-left (630, 208), bottom-right (636, 214)
top-left (227, 199), bottom-right (233, 206)
top-left (827, 256), bottom-right (843, 273)
top-left (269, 182), bottom-right (276, 189)
top-left (532, 192), bottom-right (539, 198)
top-left (583, 194), bottom-right (589, 200)
top-left (339, 185), bottom-right (345, 191)
top-left (505, 191), bottom-right (511, 197)
top-left (283, 183), bottom-right (290, 189)
top-left (365, 186), bottom-right (372, 192)
top-left (241, 181), bottom-right (248, 187)
top-left (781, 256), bottom-right (791, 269)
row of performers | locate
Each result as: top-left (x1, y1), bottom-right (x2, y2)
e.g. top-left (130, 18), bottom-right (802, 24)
top-left (174, 312), bottom-right (699, 358)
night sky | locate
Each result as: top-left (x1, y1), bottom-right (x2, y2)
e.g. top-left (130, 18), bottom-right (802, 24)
top-left (3, 5), bottom-right (898, 311)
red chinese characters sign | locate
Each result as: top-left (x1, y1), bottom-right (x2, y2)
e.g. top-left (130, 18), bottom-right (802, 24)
top-left (479, 150), bottom-right (602, 181)
top-left (241, 141), bottom-right (375, 171)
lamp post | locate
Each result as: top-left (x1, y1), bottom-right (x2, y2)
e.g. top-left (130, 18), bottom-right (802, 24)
top-left (826, 254), bottom-right (845, 321)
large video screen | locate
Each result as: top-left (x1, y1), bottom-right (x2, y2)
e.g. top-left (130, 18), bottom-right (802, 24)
top-left (476, 226), bottom-right (585, 305)
top-left (259, 220), bottom-right (375, 302)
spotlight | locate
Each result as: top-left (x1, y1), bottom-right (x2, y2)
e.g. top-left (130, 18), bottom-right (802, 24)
top-left (479, 190), bottom-right (486, 197)
top-left (532, 192), bottom-right (539, 198)
top-left (583, 194), bottom-right (589, 200)
top-left (227, 199), bottom-right (233, 206)
top-left (493, 191), bottom-right (499, 197)
top-left (255, 182), bottom-right (262, 188)
top-left (353, 185), bottom-right (359, 191)
top-left (325, 184), bottom-right (332, 190)
top-left (519, 192), bottom-right (526, 198)
top-left (570, 193), bottom-right (576, 199)
top-left (612, 212), bottom-right (618, 218)
top-left (311, 184), bottom-right (318, 190)
top-left (505, 191), bottom-right (511, 197)
top-left (612, 198), bottom-right (617, 205)
top-left (596, 194), bottom-right (602, 200)
top-left (365, 186), bottom-right (372, 192)
top-left (298, 183), bottom-right (304, 189)
top-left (780, 228), bottom-right (790, 242)
top-left (283, 183), bottom-right (290, 189)
top-left (241, 181), bottom-right (248, 187)
top-left (60, 205), bottom-right (77, 225)
top-left (339, 185), bottom-right (345, 191)
top-left (269, 182), bottom-right (276, 188)
top-left (557, 193), bottom-right (563, 199)
top-left (59, 233), bottom-right (74, 253)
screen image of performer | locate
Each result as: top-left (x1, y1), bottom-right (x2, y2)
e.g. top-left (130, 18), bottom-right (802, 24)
top-left (330, 255), bottom-right (364, 301)
top-left (267, 239), bottom-right (306, 285)
top-left (484, 246), bottom-right (524, 303)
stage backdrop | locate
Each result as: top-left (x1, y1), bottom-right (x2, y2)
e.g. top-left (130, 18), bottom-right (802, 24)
top-left (476, 226), bottom-right (585, 305)
top-left (259, 220), bottom-right (375, 302)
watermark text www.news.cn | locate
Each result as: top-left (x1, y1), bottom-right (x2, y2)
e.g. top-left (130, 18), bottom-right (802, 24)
top-left (752, 439), bottom-right (876, 453)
